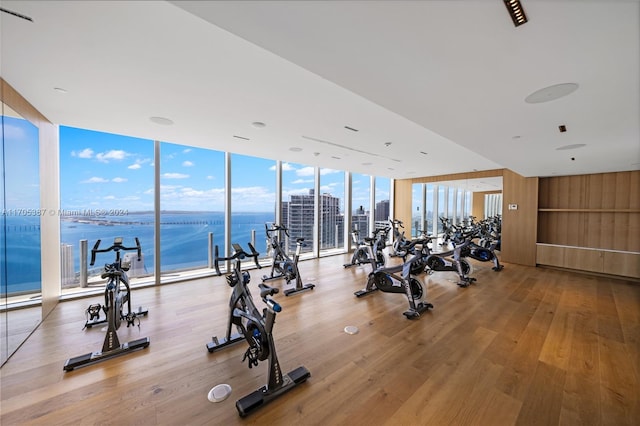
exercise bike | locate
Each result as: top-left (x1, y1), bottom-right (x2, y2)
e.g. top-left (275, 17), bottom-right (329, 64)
top-left (355, 238), bottom-right (433, 319)
top-left (419, 233), bottom-right (477, 287)
top-left (388, 219), bottom-right (410, 258)
top-left (343, 226), bottom-right (388, 268)
top-left (64, 237), bottom-right (150, 371)
top-left (262, 223), bottom-right (315, 296)
top-left (458, 231), bottom-right (504, 271)
top-left (207, 243), bottom-right (311, 417)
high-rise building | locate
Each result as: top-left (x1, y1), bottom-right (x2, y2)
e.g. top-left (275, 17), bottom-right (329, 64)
top-left (60, 243), bottom-right (75, 287)
top-left (282, 189), bottom-right (344, 253)
top-left (374, 199), bottom-right (390, 222)
top-left (352, 205), bottom-right (369, 239)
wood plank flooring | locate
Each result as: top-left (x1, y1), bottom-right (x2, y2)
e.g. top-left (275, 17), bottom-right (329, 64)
top-left (1, 253), bottom-right (639, 425)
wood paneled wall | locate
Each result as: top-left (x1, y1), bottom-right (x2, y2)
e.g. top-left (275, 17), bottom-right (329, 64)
top-left (501, 170), bottom-right (538, 266)
top-left (538, 171), bottom-right (640, 252)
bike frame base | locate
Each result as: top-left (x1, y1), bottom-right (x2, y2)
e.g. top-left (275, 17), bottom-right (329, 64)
top-left (354, 287), bottom-right (378, 298)
top-left (283, 283), bottom-right (315, 297)
top-left (236, 366), bottom-right (311, 417)
top-left (63, 337), bottom-right (150, 371)
top-left (207, 333), bottom-right (244, 353)
top-left (403, 302), bottom-right (434, 319)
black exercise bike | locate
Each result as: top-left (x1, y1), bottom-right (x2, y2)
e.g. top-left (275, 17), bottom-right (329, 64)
top-left (208, 243), bottom-right (310, 417)
top-left (64, 237), bottom-right (150, 371)
top-left (344, 226), bottom-right (388, 268)
top-left (355, 238), bottom-right (434, 319)
top-left (262, 223), bottom-right (315, 296)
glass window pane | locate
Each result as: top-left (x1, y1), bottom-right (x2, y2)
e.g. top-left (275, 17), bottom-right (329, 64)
top-left (230, 154), bottom-right (276, 259)
top-left (411, 183), bottom-right (422, 238)
top-left (282, 162), bottom-right (315, 255)
top-left (59, 126), bottom-right (155, 290)
top-left (437, 186), bottom-right (446, 233)
top-left (351, 173), bottom-right (371, 238)
top-left (2, 115), bottom-right (40, 297)
top-left (319, 168), bottom-right (345, 252)
top-left (426, 184), bottom-right (435, 235)
top-left (160, 142), bottom-right (225, 274)
top-left (375, 176), bottom-right (390, 234)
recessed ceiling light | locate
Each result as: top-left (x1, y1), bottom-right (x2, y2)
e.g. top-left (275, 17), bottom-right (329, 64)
top-left (252, 121), bottom-right (266, 128)
top-left (525, 83), bottom-right (579, 104)
top-left (331, 156), bottom-right (341, 160)
top-left (344, 126), bottom-right (359, 132)
top-left (512, 135), bottom-right (521, 140)
top-left (233, 135), bottom-right (250, 140)
top-left (53, 87), bottom-right (67, 93)
top-left (362, 162), bottom-right (372, 166)
top-left (420, 151), bottom-right (428, 155)
top-left (313, 152), bottom-right (320, 156)
top-left (384, 142), bottom-right (392, 147)
top-left (150, 116), bottom-right (173, 125)
top-left (556, 144), bottom-right (586, 151)
top-left (289, 147), bottom-right (302, 152)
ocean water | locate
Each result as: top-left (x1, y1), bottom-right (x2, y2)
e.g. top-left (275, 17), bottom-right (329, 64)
top-left (2, 211), bottom-right (274, 295)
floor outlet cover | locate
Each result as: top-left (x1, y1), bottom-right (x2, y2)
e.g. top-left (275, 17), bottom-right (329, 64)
top-left (208, 384), bottom-right (232, 402)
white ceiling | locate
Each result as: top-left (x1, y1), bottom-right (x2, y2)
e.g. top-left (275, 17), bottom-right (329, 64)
top-left (1, 1), bottom-right (638, 191)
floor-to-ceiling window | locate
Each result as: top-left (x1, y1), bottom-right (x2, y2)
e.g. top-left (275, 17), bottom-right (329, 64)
top-left (1, 109), bottom-right (41, 365)
top-left (281, 162), bottom-right (315, 255)
top-left (437, 186), bottom-right (446, 233)
top-left (351, 173), bottom-right (371, 239)
top-left (374, 176), bottom-right (390, 231)
top-left (319, 168), bottom-right (345, 253)
top-left (59, 126), bottom-right (155, 288)
top-left (412, 184), bottom-right (423, 238)
top-left (230, 154), bottom-right (276, 260)
top-left (159, 142), bottom-right (225, 274)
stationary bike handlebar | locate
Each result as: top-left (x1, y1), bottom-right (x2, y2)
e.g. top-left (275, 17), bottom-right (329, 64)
top-left (265, 223), bottom-right (290, 238)
top-left (213, 242), bottom-right (261, 276)
top-left (390, 219), bottom-right (404, 228)
top-left (90, 237), bottom-right (141, 266)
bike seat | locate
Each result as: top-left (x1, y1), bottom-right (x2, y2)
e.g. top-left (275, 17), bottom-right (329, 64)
top-left (258, 283), bottom-right (279, 298)
top-left (101, 270), bottom-right (123, 279)
top-left (296, 237), bottom-right (304, 243)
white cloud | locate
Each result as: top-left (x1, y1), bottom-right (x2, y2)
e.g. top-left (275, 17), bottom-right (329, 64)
top-left (96, 150), bottom-right (128, 163)
top-left (182, 161), bottom-right (194, 167)
top-left (206, 175), bottom-right (214, 180)
top-left (128, 163), bottom-right (141, 170)
top-left (82, 177), bottom-right (109, 183)
top-left (72, 148), bottom-right (94, 158)
top-left (112, 177), bottom-right (127, 183)
top-left (320, 168), bottom-right (340, 175)
top-left (292, 178), bottom-right (313, 184)
top-left (296, 166), bottom-right (315, 176)
top-left (163, 172), bottom-right (189, 179)
top-left (182, 148), bottom-right (192, 153)
top-left (281, 163), bottom-right (296, 171)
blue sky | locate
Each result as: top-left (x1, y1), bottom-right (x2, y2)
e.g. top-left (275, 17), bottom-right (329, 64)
top-left (2, 116), bottom-right (40, 209)
top-left (58, 125), bottom-right (387, 212)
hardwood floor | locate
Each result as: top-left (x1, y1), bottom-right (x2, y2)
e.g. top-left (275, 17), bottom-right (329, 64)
top-left (1, 254), bottom-right (639, 425)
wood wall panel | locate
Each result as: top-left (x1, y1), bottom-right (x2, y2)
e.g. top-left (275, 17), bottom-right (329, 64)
top-left (393, 179), bottom-right (413, 232)
top-left (603, 251), bottom-right (640, 278)
top-left (538, 171), bottom-right (640, 253)
top-left (501, 169), bottom-right (538, 266)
